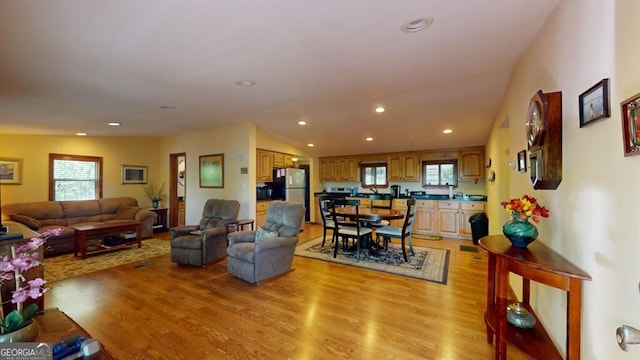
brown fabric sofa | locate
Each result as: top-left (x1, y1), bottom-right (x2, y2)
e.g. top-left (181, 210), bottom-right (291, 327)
top-left (1, 197), bottom-right (157, 257)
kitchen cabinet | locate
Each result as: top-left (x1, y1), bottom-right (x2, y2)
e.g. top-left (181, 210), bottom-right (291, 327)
top-left (256, 201), bottom-right (271, 227)
top-left (319, 156), bottom-right (359, 182)
top-left (391, 199), bottom-right (408, 227)
top-left (284, 154), bottom-right (293, 167)
top-left (459, 202), bottom-right (485, 238)
top-left (273, 152), bottom-right (284, 167)
top-left (459, 150), bottom-right (484, 181)
top-left (389, 153), bottom-right (419, 182)
top-left (436, 201), bottom-right (460, 237)
top-left (346, 197), bottom-right (370, 208)
top-left (339, 157), bottom-right (359, 181)
top-left (319, 159), bottom-right (330, 182)
top-left (256, 150), bottom-right (273, 182)
top-left (413, 200), bottom-right (436, 235)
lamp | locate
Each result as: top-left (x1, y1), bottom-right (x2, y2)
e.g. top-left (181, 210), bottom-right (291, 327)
top-left (0, 181), bottom-right (23, 240)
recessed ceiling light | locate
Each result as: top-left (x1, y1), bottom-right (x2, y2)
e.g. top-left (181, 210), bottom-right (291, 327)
top-left (366, 137), bottom-right (374, 142)
top-left (375, 106), bottom-right (386, 113)
top-left (298, 121), bottom-right (307, 126)
top-left (107, 122), bottom-right (121, 126)
top-left (443, 129), bottom-right (453, 134)
top-left (76, 132), bottom-right (87, 136)
top-left (159, 105), bottom-right (176, 110)
top-left (292, 157), bottom-right (299, 162)
top-left (307, 143), bottom-right (314, 147)
top-left (235, 80), bottom-right (256, 87)
top-left (401, 17), bottom-right (434, 33)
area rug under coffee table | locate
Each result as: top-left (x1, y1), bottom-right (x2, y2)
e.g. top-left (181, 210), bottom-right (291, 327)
top-left (44, 239), bottom-right (171, 282)
top-left (295, 237), bottom-right (450, 284)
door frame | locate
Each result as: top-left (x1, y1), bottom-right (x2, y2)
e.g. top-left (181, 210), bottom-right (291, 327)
top-left (169, 152), bottom-right (186, 228)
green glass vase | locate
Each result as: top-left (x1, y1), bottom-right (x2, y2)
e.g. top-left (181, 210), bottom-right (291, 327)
top-left (502, 214), bottom-right (538, 248)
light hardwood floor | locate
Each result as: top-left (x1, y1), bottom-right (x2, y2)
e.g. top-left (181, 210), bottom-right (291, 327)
top-left (45, 224), bottom-right (529, 359)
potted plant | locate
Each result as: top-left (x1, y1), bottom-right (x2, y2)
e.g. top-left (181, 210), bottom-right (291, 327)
top-left (0, 228), bottom-right (61, 342)
top-left (142, 182), bottom-right (167, 209)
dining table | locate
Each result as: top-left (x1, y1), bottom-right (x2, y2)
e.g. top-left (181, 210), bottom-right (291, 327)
top-left (330, 206), bottom-right (405, 222)
top-left (329, 206), bottom-right (405, 255)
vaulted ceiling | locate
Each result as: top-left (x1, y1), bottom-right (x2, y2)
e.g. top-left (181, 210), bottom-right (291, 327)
top-left (0, 1), bottom-right (558, 156)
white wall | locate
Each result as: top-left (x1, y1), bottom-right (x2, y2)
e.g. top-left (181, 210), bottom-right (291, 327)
top-left (486, 1), bottom-right (640, 358)
top-left (161, 122), bottom-right (256, 223)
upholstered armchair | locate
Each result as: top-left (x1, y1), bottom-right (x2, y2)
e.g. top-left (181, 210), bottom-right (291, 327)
top-left (226, 201), bottom-right (305, 284)
top-left (170, 199), bottom-right (240, 266)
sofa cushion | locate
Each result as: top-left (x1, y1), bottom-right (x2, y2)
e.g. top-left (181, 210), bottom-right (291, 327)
top-left (115, 205), bottom-right (139, 220)
top-left (226, 242), bottom-right (256, 263)
top-left (99, 197), bottom-right (138, 219)
top-left (60, 200), bottom-right (102, 225)
top-left (9, 214), bottom-right (42, 230)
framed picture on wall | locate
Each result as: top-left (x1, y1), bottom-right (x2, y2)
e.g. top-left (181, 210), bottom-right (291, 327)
top-left (621, 92), bottom-right (640, 156)
top-left (579, 78), bottom-right (610, 127)
top-left (199, 154), bottom-right (224, 188)
top-left (517, 150), bottom-right (527, 173)
top-left (121, 165), bottom-right (148, 184)
top-left (0, 158), bottom-right (22, 185)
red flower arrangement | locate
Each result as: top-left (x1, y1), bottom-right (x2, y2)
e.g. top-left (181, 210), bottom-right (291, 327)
top-left (501, 195), bottom-right (549, 223)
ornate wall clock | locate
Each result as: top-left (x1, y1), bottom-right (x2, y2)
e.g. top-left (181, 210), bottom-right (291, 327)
top-left (527, 90), bottom-right (562, 190)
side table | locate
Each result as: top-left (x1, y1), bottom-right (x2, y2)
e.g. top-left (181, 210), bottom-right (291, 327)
top-left (149, 208), bottom-right (168, 232)
top-left (226, 219), bottom-right (255, 233)
top-left (479, 235), bottom-right (591, 360)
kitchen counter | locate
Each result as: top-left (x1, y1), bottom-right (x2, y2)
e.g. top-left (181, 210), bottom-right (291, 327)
top-left (314, 192), bottom-right (487, 202)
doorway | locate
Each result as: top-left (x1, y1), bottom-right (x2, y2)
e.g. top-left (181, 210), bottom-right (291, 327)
top-left (169, 153), bottom-right (186, 228)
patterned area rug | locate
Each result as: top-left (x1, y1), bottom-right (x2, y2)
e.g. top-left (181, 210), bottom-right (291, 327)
top-left (295, 237), bottom-right (450, 284)
top-left (44, 239), bottom-right (171, 283)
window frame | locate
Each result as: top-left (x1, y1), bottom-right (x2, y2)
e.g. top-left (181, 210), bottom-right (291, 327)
top-left (49, 153), bottom-right (103, 201)
top-left (421, 159), bottom-right (458, 188)
top-left (360, 162), bottom-right (388, 189)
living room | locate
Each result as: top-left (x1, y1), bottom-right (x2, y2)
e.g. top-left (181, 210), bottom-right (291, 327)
top-left (2, 1), bottom-right (640, 359)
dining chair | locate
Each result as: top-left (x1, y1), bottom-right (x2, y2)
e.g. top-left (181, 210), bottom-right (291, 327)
top-left (329, 199), bottom-right (373, 262)
top-left (367, 194), bottom-right (393, 228)
top-left (318, 196), bottom-right (336, 246)
top-left (374, 199), bottom-right (416, 262)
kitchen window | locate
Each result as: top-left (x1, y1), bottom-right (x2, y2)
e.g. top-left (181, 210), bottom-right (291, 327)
top-left (49, 153), bottom-right (103, 201)
top-left (361, 162), bottom-right (388, 188)
top-left (421, 159), bottom-right (457, 187)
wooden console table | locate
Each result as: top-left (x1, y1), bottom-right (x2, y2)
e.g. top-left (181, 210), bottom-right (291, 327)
top-left (479, 235), bottom-right (591, 360)
top-left (36, 308), bottom-right (116, 359)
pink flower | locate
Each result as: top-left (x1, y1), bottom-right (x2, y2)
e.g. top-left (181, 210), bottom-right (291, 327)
top-left (0, 228), bottom-right (61, 320)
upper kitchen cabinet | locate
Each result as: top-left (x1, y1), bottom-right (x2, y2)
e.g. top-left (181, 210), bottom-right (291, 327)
top-left (256, 149), bottom-right (273, 182)
top-left (284, 154), bottom-right (294, 168)
top-left (458, 149), bottom-right (484, 182)
top-left (389, 153), bottom-right (419, 182)
top-left (273, 152), bottom-right (285, 167)
top-left (319, 156), bottom-right (359, 182)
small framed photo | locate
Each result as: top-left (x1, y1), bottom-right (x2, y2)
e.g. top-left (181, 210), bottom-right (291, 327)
top-left (121, 165), bottom-right (148, 184)
top-left (0, 158), bottom-right (22, 185)
top-left (621, 92), bottom-right (640, 156)
top-left (199, 154), bottom-right (224, 188)
top-left (517, 150), bottom-right (527, 173)
top-left (579, 78), bottom-right (610, 127)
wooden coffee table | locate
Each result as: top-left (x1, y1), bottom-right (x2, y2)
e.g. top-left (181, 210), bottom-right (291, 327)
top-left (73, 221), bottom-right (141, 259)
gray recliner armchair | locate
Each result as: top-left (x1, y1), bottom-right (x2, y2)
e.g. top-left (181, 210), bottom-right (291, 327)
top-left (170, 199), bottom-right (240, 267)
top-left (227, 201), bottom-right (305, 284)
